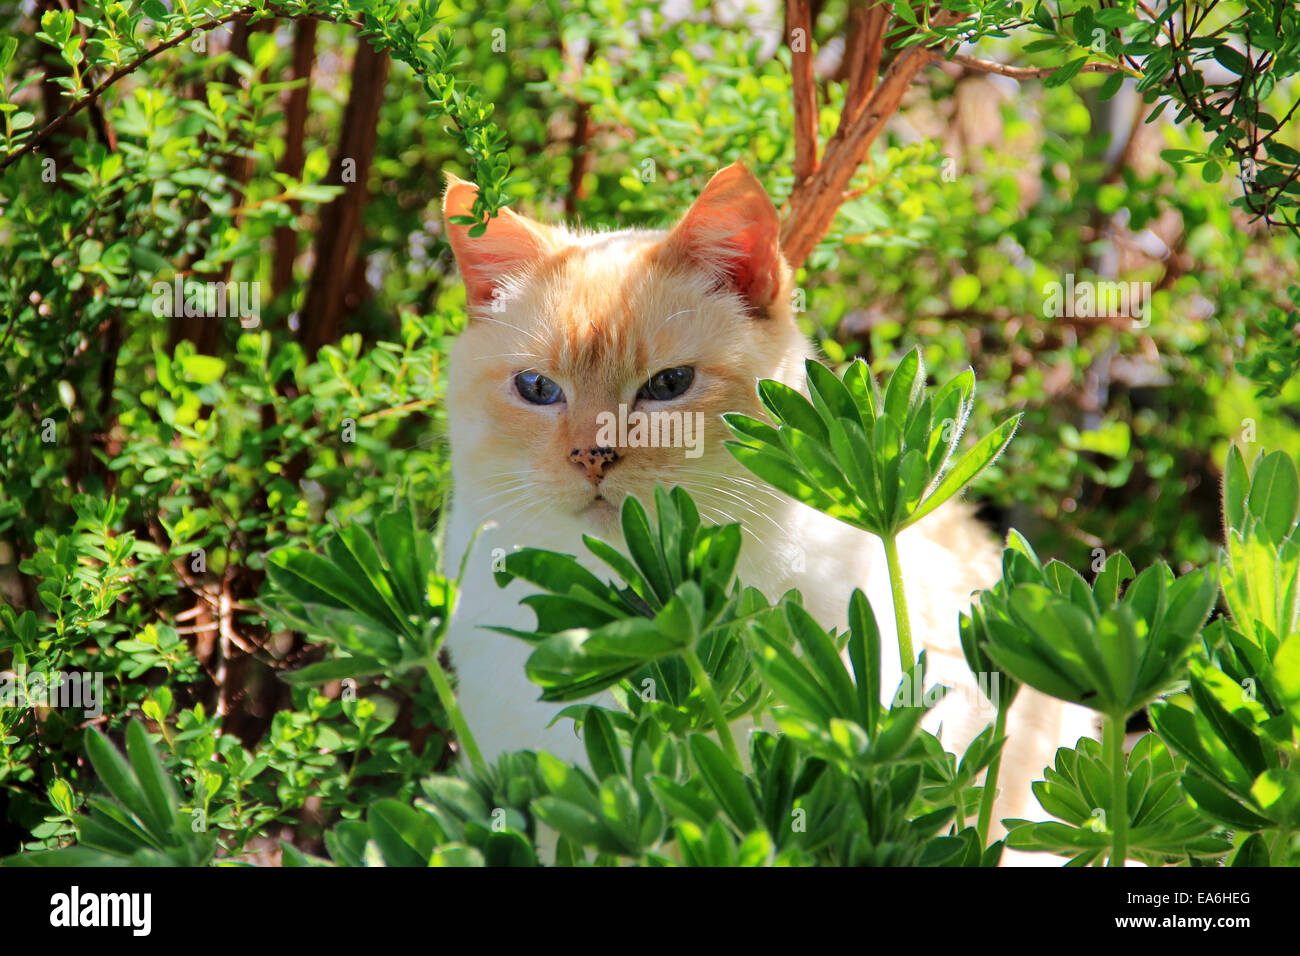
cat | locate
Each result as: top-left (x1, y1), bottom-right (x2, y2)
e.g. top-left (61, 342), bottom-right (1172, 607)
top-left (439, 163), bottom-right (1098, 855)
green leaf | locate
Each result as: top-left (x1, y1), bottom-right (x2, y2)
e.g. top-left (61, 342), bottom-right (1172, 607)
top-left (722, 412), bottom-right (782, 449)
top-left (841, 359), bottom-right (878, 422)
top-left (725, 443), bottom-right (835, 512)
top-left (847, 589), bottom-right (881, 735)
top-left (1045, 57), bottom-right (1088, 88)
top-left (621, 496), bottom-right (673, 604)
top-left (688, 734), bottom-right (757, 831)
top-left (282, 655), bottom-right (388, 684)
top-left (125, 721), bottom-right (179, 840)
top-left (1231, 833), bottom-right (1270, 866)
top-left (582, 708), bottom-right (627, 780)
top-left (368, 800), bottom-right (437, 866)
top-left (586, 616), bottom-right (688, 659)
top-left (1224, 444), bottom-right (1250, 533)
top-left (784, 601), bottom-right (856, 718)
top-left (1274, 633), bottom-right (1300, 728)
top-left (907, 414), bottom-right (1020, 526)
top-left (1212, 44), bottom-right (1252, 76)
top-left (1250, 769), bottom-right (1300, 826)
top-left (84, 727), bottom-right (156, 834)
top-left (757, 379), bottom-right (829, 443)
top-left (882, 347), bottom-right (924, 425)
top-left (805, 359), bottom-right (863, 431)
top-left (1247, 451), bottom-right (1299, 544)
top-left (1093, 551), bottom-right (1135, 608)
top-left (1181, 773), bottom-right (1271, 831)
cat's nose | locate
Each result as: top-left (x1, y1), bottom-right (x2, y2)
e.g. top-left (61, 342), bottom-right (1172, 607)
top-left (569, 446), bottom-right (620, 486)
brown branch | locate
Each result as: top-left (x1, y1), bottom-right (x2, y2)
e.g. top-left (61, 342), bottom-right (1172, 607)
top-left (273, 19), bottom-right (319, 299)
top-left (781, 10), bottom-right (966, 270)
top-left (843, 1), bottom-right (891, 126)
top-left (300, 39), bottom-right (390, 354)
top-left (933, 51), bottom-right (1130, 80)
top-left (785, 0), bottom-right (819, 183)
top-left (564, 40), bottom-right (599, 217)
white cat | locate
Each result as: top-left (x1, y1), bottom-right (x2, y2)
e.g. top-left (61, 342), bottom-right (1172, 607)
top-left (439, 163), bottom-right (1097, 854)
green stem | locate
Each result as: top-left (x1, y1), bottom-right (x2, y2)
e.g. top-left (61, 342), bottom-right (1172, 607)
top-left (423, 656), bottom-right (487, 776)
top-left (975, 694), bottom-right (1010, 847)
top-left (1106, 712), bottom-right (1129, 868)
top-left (882, 534), bottom-right (915, 671)
top-left (683, 647), bottom-right (742, 770)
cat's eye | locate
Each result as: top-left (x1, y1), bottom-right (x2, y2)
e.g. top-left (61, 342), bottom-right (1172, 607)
top-left (638, 366), bottom-right (695, 402)
top-left (515, 371), bottom-right (564, 405)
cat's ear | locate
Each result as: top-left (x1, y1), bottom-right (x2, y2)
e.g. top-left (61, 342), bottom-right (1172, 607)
top-left (443, 172), bottom-right (554, 309)
top-left (663, 163), bottom-right (783, 316)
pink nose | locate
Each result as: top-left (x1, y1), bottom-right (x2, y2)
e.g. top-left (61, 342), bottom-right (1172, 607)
top-left (569, 446), bottom-right (620, 486)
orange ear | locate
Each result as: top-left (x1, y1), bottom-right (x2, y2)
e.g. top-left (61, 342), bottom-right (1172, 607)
top-left (662, 163), bottom-right (782, 315)
top-left (442, 172), bottom-right (553, 309)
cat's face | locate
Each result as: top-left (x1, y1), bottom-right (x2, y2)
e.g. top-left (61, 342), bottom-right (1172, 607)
top-left (443, 164), bottom-right (812, 539)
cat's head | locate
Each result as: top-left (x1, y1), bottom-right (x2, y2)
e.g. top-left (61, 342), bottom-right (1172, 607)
top-left (442, 164), bottom-right (811, 538)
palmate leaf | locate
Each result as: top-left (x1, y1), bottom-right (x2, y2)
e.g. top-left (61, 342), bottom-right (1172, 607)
top-left (1005, 735), bottom-right (1227, 863)
top-left (977, 552), bottom-right (1210, 718)
top-left (725, 351), bottom-right (1021, 540)
top-left (265, 504), bottom-right (453, 678)
top-left (495, 489), bottom-right (755, 705)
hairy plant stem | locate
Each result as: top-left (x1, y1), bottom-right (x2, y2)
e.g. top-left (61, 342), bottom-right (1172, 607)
top-left (423, 656), bottom-right (487, 776)
top-left (683, 647), bottom-right (742, 769)
top-left (882, 533), bottom-right (914, 670)
top-left (975, 693), bottom-right (1010, 847)
top-left (1106, 712), bottom-right (1129, 867)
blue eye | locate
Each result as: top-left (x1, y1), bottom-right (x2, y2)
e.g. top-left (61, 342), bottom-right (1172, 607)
top-left (638, 366), bottom-right (694, 401)
top-left (515, 371), bottom-right (564, 405)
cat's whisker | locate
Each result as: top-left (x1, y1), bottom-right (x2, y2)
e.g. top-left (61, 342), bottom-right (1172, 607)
top-left (467, 487), bottom-right (541, 512)
top-left (473, 489), bottom-right (554, 528)
top-left (472, 314), bottom-right (553, 354)
top-left (473, 352), bottom-right (545, 364)
top-left (697, 482), bottom-right (787, 524)
top-left (689, 486), bottom-right (795, 541)
top-left (653, 307), bottom-right (696, 336)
